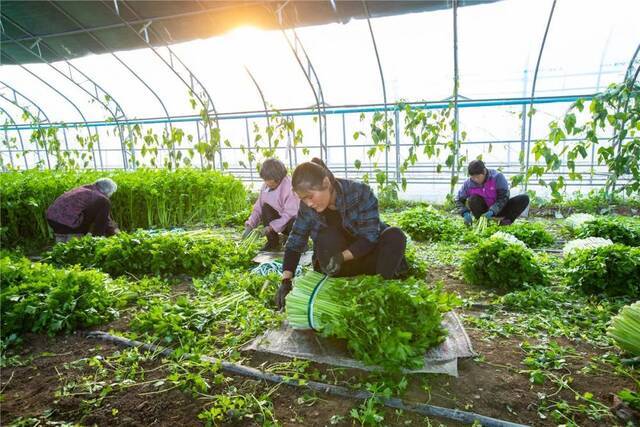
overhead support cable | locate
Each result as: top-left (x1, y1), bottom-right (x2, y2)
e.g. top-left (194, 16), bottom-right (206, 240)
top-left (523, 0), bottom-right (557, 192)
top-left (362, 0), bottom-right (390, 186)
top-left (47, 0), bottom-right (173, 167)
top-left (0, 104), bottom-right (27, 169)
top-left (104, 0), bottom-right (222, 170)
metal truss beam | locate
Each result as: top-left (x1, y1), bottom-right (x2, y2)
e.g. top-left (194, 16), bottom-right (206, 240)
top-left (1, 16), bottom-right (133, 168)
top-left (0, 80), bottom-right (57, 167)
top-left (103, 0), bottom-right (222, 169)
top-left (47, 0), bottom-right (173, 160)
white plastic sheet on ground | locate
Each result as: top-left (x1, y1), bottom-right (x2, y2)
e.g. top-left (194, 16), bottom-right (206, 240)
top-left (244, 311), bottom-right (475, 377)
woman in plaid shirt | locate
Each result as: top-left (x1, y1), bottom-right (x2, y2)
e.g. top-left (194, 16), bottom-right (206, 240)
top-left (275, 158), bottom-right (408, 309)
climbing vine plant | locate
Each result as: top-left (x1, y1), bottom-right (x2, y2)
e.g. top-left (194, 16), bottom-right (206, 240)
top-left (0, 109), bottom-right (100, 170)
top-left (240, 109), bottom-right (305, 173)
top-left (353, 102), bottom-right (466, 201)
top-left (510, 80), bottom-right (640, 200)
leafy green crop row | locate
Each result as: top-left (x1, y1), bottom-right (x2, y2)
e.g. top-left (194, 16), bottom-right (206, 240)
top-left (47, 230), bottom-right (258, 278)
top-left (0, 255), bottom-right (119, 338)
top-left (0, 168), bottom-right (247, 246)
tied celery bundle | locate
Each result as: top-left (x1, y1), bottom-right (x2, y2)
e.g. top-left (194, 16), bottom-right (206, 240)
top-left (474, 215), bottom-right (489, 234)
top-left (240, 229), bottom-right (262, 251)
top-left (285, 271), bottom-right (460, 371)
top-left (608, 302), bottom-right (640, 356)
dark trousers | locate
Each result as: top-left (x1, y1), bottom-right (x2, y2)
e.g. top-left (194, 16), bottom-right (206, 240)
top-left (261, 204), bottom-right (294, 247)
top-left (47, 203), bottom-right (114, 236)
top-left (468, 194), bottom-right (530, 222)
top-left (47, 218), bottom-right (91, 234)
top-left (312, 225), bottom-right (408, 279)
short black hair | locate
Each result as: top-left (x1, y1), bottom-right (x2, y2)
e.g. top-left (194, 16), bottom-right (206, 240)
top-left (468, 159), bottom-right (486, 176)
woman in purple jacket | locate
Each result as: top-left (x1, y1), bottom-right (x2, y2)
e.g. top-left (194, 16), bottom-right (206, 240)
top-left (455, 160), bottom-right (529, 226)
top-left (243, 158), bottom-right (300, 251)
top-left (46, 178), bottom-right (119, 242)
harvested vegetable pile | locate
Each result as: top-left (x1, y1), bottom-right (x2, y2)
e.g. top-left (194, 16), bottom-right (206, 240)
top-left (461, 233), bottom-right (547, 291)
top-left (563, 244), bottom-right (640, 297)
top-left (608, 301), bottom-right (640, 356)
top-left (285, 271), bottom-right (460, 371)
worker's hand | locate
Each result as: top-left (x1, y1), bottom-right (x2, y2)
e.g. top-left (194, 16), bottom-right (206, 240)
top-left (275, 278), bottom-right (292, 311)
top-left (323, 252), bottom-right (344, 276)
top-left (463, 212), bottom-right (473, 226)
top-left (259, 226), bottom-right (272, 237)
top-left (241, 226), bottom-right (253, 240)
top-left (484, 210), bottom-right (495, 220)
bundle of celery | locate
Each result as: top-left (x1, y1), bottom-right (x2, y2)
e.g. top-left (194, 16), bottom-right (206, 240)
top-left (240, 229), bottom-right (262, 251)
top-left (285, 271), bottom-right (461, 371)
top-left (474, 215), bottom-right (489, 234)
top-left (608, 302), bottom-right (640, 356)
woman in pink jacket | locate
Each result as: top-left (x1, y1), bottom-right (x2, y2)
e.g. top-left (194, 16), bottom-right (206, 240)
top-left (243, 158), bottom-right (300, 251)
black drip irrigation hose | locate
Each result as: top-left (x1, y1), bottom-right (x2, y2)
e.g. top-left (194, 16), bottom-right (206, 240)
top-left (87, 331), bottom-right (529, 427)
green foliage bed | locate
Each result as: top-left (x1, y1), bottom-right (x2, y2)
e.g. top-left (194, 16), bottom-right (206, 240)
top-left (397, 205), bottom-right (463, 242)
top-left (47, 229), bottom-right (258, 278)
top-left (0, 255), bottom-right (119, 338)
top-left (0, 168), bottom-right (247, 246)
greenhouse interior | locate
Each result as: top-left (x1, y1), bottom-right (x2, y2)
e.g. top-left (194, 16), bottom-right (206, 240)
top-left (1, 0), bottom-right (639, 426)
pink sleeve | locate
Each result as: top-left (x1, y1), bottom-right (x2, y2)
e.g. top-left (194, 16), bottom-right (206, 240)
top-left (245, 191), bottom-right (263, 229)
top-left (268, 186), bottom-right (300, 233)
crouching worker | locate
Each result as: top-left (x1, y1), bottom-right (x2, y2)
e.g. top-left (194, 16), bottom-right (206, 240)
top-left (243, 158), bottom-right (299, 251)
top-left (275, 158), bottom-right (408, 310)
top-left (455, 159), bottom-right (529, 226)
top-left (46, 178), bottom-right (120, 243)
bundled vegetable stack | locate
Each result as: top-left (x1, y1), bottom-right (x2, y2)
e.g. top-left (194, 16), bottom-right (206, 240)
top-left (608, 302), bottom-right (640, 356)
top-left (461, 232), bottom-right (548, 291)
top-left (285, 271), bottom-right (460, 371)
top-left (563, 243), bottom-right (640, 296)
top-left (473, 216), bottom-right (489, 235)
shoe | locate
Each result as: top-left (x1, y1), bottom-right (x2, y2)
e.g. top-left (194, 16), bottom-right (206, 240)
top-left (499, 218), bottom-right (513, 226)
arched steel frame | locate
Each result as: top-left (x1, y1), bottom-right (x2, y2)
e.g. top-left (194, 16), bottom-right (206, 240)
top-left (0, 105), bottom-right (26, 169)
top-left (362, 1), bottom-right (391, 183)
top-left (47, 0), bottom-right (172, 168)
top-left (523, 0), bottom-right (557, 191)
top-left (0, 81), bottom-right (56, 168)
top-left (103, 0), bottom-right (222, 170)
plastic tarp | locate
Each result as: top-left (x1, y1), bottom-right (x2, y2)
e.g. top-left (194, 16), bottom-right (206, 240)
top-left (244, 310), bottom-right (475, 377)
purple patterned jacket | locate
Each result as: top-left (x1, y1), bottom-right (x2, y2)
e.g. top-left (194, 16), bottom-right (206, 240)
top-left (46, 184), bottom-right (118, 236)
top-left (455, 169), bottom-right (509, 216)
